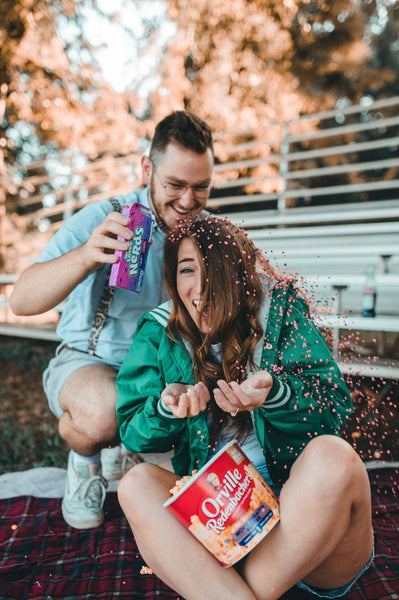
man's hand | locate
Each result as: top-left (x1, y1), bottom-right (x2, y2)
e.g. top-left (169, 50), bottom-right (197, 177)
top-left (161, 382), bottom-right (210, 418)
top-left (10, 210), bottom-right (136, 316)
top-left (79, 211), bottom-right (134, 271)
top-left (213, 371), bottom-right (273, 416)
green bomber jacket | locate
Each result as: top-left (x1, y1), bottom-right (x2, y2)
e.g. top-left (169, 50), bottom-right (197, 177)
top-left (116, 281), bottom-right (352, 485)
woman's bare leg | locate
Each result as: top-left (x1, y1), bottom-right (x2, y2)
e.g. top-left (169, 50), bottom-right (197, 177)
top-left (119, 437), bottom-right (373, 600)
top-left (242, 435), bottom-right (374, 600)
top-left (118, 463), bottom-right (257, 600)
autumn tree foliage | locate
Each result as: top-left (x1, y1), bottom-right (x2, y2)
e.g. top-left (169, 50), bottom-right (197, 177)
top-left (1, 0), bottom-right (399, 270)
top-left (0, 0), bottom-right (145, 268)
top-left (140, 0), bottom-right (399, 209)
top-left (147, 0), bottom-right (399, 131)
top-left (1, 1), bottom-right (142, 169)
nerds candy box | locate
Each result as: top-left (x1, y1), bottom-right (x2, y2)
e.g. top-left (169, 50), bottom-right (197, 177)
top-left (109, 202), bottom-right (154, 293)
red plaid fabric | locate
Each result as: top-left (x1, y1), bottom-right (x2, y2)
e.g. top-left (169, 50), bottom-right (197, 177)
top-left (0, 468), bottom-right (397, 600)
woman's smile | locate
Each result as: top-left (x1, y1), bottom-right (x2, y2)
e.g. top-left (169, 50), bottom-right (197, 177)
top-left (176, 239), bottom-right (210, 332)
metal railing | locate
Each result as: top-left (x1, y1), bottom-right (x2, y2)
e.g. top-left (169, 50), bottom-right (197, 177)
top-left (4, 95), bottom-right (399, 233)
top-left (209, 95), bottom-right (399, 219)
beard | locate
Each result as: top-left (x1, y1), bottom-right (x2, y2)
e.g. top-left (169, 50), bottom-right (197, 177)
top-left (148, 176), bottom-right (204, 232)
top-left (149, 178), bottom-right (167, 231)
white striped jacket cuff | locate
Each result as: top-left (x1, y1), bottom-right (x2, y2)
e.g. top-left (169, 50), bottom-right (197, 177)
top-left (264, 377), bottom-right (291, 408)
top-left (157, 398), bottom-right (179, 419)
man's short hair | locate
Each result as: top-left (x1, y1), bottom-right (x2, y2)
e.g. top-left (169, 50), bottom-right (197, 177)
top-left (150, 111), bottom-right (214, 164)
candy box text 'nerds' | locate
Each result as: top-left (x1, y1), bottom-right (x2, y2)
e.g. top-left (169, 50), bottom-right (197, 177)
top-left (109, 202), bottom-right (154, 293)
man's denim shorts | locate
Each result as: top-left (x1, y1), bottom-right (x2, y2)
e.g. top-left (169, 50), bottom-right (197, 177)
top-left (296, 550), bottom-right (374, 598)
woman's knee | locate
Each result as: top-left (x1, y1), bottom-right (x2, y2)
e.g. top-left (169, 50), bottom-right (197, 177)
top-left (304, 434), bottom-right (356, 459)
top-left (291, 435), bottom-right (366, 494)
top-left (118, 462), bottom-right (161, 514)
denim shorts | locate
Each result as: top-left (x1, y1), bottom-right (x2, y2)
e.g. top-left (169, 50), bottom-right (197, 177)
top-left (296, 549), bottom-right (374, 598)
top-left (42, 344), bottom-right (119, 419)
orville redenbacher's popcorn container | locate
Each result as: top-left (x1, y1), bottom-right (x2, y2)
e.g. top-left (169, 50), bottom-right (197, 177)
top-left (163, 440), bottom-right (280, 567)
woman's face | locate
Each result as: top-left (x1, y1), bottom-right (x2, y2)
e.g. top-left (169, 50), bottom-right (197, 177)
top-left (176, 238), bottom-right (210, 333)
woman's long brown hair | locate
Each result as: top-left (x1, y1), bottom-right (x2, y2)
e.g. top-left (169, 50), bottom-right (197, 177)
top-left (163, 217), bottom-right (276, 445)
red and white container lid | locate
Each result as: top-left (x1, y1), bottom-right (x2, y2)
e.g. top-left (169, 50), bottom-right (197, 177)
top-left (163, 440), bottom-right (280, 567)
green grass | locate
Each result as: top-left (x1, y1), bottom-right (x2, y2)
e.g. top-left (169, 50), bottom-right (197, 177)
top-left (0, 337), bottom-right (69, 475)
top-left (0, 419), bottom-right (68, 474)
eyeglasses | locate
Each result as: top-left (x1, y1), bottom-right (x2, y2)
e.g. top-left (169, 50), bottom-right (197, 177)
top-left (154, 170), bottom-right (212, 200)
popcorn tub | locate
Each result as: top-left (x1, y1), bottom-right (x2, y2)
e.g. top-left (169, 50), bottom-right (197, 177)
top-left (163, 440), bottom-right (280, 567)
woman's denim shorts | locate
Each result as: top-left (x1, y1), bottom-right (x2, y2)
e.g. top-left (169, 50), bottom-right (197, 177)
top-left (296, 550), bottom-right (374, 598)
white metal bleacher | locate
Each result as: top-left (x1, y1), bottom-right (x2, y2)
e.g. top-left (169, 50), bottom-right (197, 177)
top-left (237, 214), bottom-right (399, 379)
top-left (243, 223), bottom-right (399, 379)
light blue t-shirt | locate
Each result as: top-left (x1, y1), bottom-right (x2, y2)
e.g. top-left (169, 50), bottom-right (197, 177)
top-left (36, 188), bottom-right (169, 366)
top-left (213, 427), bottom-right (278, 493)
top-left (207, 343), bottom-right (279, 493)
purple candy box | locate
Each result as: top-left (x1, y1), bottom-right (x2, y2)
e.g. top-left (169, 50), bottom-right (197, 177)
top-left (109, 202), bottom-right (154, 293)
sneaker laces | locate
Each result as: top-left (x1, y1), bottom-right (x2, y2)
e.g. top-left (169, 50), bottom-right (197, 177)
top-left (73, 474), bottom-right (108, 509)
top-left (121, 452), bottom-right (143, 475)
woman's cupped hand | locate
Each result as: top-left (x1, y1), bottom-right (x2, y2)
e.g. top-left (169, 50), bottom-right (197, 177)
top-left (161, 382), bottom-right (210, 418)
top-left (213, 371), bottom-right (273, 416)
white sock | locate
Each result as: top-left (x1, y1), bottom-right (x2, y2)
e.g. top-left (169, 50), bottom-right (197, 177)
top-left (70, 450), bottom-right (101, 466)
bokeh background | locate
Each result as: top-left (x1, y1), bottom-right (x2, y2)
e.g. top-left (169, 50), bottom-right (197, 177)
top-left (1, 0), bottom-right (399, 474)
top-left (3, 0), bottom-right (399, 271)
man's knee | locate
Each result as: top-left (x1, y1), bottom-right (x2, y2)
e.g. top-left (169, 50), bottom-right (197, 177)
top-left (58, 398), bottom-right (119, 448)
top-left (60, 365), bottom-right (118, 430)
top-left (60, 364), bottom-right (117, 405)
top-left (58, 410), bottom-right (119, 444)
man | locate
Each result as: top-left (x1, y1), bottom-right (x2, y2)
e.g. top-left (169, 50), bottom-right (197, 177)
top-left (10, 111), bottom-right (214, 529)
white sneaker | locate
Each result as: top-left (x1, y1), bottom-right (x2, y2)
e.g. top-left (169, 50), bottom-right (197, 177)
top-left (62, 451), bottom-right (108, 529)
top-left (101, 445), bottom-right (143, 481)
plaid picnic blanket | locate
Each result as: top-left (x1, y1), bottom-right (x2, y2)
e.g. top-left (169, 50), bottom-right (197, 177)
top-left (0, 467), bottom-right (397, 600)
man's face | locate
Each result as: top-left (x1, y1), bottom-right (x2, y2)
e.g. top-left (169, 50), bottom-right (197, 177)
top-left (142, 142), bottom-right (214, 232)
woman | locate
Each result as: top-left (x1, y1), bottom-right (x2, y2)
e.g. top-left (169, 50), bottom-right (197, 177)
top-left (116, 217), bottom-right (373, 600)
